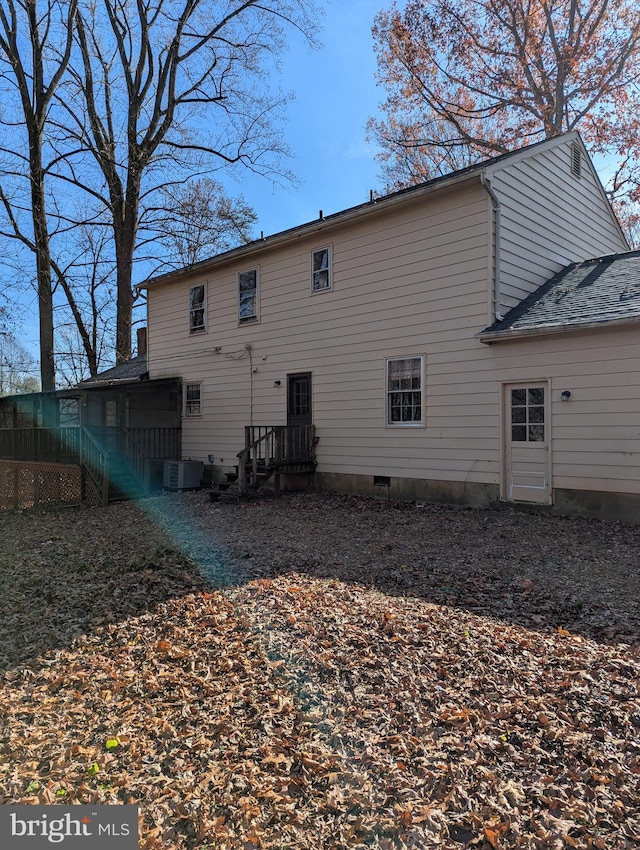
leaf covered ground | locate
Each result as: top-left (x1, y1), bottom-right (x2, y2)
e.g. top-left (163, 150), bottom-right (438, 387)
top-left (0, 492), bottom-right (638, 849)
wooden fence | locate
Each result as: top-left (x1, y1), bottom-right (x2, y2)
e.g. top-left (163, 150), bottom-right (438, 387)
top-left (0, 460), bottom-right (82, 510)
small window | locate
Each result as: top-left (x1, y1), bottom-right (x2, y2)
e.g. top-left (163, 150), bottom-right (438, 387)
top-left (239, 269), bottom-right (258, 323)
top-left (0, 401), bottom-right (13, 428)
top-left (387, 356), bottom-right (424, 425)
top-left (58, 397), bottom-right (80, 427)
top-left (184, 382), bottom-right (202, 417)
top-left (570, 144), bottom-right (582, 179)
top-left (105, 399), bottom-right (118, 428)
top-left (511, 387), bottom-right (545, 442)
top-left (189, 284), bottom-right (206, 333)
top-left (312, 247), bottom-right (332, 292)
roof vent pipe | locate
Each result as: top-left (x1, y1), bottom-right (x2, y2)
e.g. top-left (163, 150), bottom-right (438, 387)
top-left (481, 174), bottom-right (504, 321)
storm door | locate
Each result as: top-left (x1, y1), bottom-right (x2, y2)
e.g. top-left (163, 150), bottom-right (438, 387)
top-left (502, 383), bottom-right (551, 504)
top-left (287, 372), bottom-right (312, 427)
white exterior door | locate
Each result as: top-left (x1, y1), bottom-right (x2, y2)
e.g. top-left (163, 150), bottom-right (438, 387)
top-left (503, 382), bottom-right (551, 504)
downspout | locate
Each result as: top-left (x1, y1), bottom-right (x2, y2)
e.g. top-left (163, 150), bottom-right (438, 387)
top-left (481, 173), bottom-right (504, 322)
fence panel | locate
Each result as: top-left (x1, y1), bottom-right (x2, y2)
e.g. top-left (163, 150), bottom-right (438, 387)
top-left (0, 460), bottom-right (82, 510)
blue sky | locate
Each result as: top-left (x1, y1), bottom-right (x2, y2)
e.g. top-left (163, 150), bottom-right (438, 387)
top-left (229, 0), bottom-right (384, 237)
top-left (5, 1), bottom-right (385, 370)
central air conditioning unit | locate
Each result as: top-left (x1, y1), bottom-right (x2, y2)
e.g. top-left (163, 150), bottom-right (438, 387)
top-left (163, 460), bottom-right (203, 490)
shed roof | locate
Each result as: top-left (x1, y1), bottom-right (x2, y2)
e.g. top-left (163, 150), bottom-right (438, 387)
top-left (78, 354), bottom-right (148, 385)
top-left (479, 250), bottom-right (640, 343)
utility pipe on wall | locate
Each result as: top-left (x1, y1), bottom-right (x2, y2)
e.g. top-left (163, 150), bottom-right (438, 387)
top-left (481, 173), bottom-right (505, 322)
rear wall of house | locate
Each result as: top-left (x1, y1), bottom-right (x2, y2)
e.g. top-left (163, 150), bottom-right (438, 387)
top-left (485, 325), bottom-right (640, 517)
top-left (147, 183), bottom-right (497, 489)
top-left (147, 177), bottom-right (640, 520)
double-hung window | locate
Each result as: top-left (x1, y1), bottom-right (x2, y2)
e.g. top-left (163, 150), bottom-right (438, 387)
top-left (189, 284), bottom-right (206, 333)
top-left (311, 247), bottom-right (331, 292)
top-left (239, 269), bottom-right (258, 322)
top-left (184, 382), bottom-right (202, 417)
top-left (387, 356), bottom-right (424, 425)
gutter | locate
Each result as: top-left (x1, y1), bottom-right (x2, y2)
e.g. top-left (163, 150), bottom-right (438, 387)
top-left (478, 314), bottom-right (640, 344)
top-left (480, 173), bottom-right (504, 321)
top-left (139, 170), bottom-right (485, 291)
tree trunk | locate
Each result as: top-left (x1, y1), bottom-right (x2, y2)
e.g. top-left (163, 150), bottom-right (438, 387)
top-left (30, 139), bottom-right (55, 391)
top-left (113, 191), bottom-right (138, 364)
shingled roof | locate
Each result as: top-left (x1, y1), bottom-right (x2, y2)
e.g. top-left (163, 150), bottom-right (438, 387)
top-left (78, 353), bottom-right (148, 385)
top-left (479, 250), bottom-right (640, 343)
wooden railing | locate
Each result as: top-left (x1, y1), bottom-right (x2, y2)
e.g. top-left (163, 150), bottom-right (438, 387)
top-left (127, 426), bottom-right (181, 460)
top-left (120, 428), bottom-right (148, 488)
top-left (0, 425), bottom-right (181, 505)
top-left (79, 428), bottom-right (109, 507)
top-left (0, 427), bottom-right (82, 464)
top-left (237, 425), bottom-right (316, 495)
top-left (0, 426), bottom-right (181, 462)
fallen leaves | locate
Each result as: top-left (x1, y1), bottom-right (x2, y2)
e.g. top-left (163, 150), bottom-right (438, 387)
top-left (0, 493), bottom-right (639, 848)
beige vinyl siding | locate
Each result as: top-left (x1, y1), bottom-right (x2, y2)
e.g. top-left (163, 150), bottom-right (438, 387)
top-left (485, 325), bottom-right (640, 495)
top-left (488, 135), bottom-right (628, 311)
top-left (146, 138), bottom-right (640, 505)
top-left (148, 183), bottom-right (495, 477)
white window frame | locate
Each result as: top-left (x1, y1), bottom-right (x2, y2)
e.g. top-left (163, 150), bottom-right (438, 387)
top-left (311, 246), bottom-right (332, 293)
top-left (238, 268), bottom-right (259, 323)
top-left (189, 284), bottom-right (206, 334)
top-left (184, 382), bottom-right (202, 417)
top-left (386, 355), bottom-right (425, 426)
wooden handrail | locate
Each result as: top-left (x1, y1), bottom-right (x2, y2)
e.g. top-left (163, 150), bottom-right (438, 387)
top-left (237, 425), bottom-right (316, 494)
top-left (79, 427), bottom-right (109, 507)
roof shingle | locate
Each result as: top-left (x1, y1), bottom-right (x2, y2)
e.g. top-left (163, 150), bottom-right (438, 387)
top-left (480, 250), bottom-right (640, 342)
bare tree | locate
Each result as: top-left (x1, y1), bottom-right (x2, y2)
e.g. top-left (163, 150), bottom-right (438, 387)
top-left (0, 330), bottom-right (39, 395)
top-left (52, 222), bottom-right (117, 380)
top-left (0, 0), bottom-right (78, 390)
top-left (155, 178), bottom-right (257, 268)
top-left (57, 0), bottom-right (318, 363)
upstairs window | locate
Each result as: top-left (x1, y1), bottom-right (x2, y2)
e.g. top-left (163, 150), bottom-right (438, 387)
top-left (184, 382), bottom-right (202, 417)
top-left (312, 247), bottom-right (332, 292)
top-left (239, 269), bottom-right (258, 323)
top-left (189, 284), bottom-right (206, 333)
top-left (387, 356), bottom-right (424, 425)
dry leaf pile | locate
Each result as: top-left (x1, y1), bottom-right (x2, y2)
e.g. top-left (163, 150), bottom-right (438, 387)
top-left (0, 492), bottom-right (639, 849)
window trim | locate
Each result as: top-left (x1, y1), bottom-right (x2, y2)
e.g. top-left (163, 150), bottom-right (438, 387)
top-left (238, 267), bottom-right (259, 324)
top-left (189, 283), bottom-right (206, 334)
top-left (385, 355), bottom-right (425, 427)
top-left (311, 246), bottom-right (332, 293)
top-left (184, 381), bottom-right (203, 418)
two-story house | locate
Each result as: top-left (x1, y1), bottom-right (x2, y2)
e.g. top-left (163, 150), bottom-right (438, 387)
top-left (141, 131), bottom-right (640, 521)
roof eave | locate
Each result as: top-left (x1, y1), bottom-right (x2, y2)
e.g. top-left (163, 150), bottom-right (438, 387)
top-left (478, 314), bottom-right (640, 344)
top-left (139, 170), bottom-right (485, 291)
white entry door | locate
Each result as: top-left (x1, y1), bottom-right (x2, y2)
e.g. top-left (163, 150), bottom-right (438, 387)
top-left (503, 383), bottom-right (551, 504)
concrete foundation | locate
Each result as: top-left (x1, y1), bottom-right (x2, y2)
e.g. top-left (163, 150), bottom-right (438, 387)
top-left (312, 471), bottom-right (640, 523)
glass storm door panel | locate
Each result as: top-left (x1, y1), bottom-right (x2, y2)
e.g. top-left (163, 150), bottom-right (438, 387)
top-left (287, 372), bottom-right (312, 427)
top-left (503, 383), bottom-right (552, 504)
